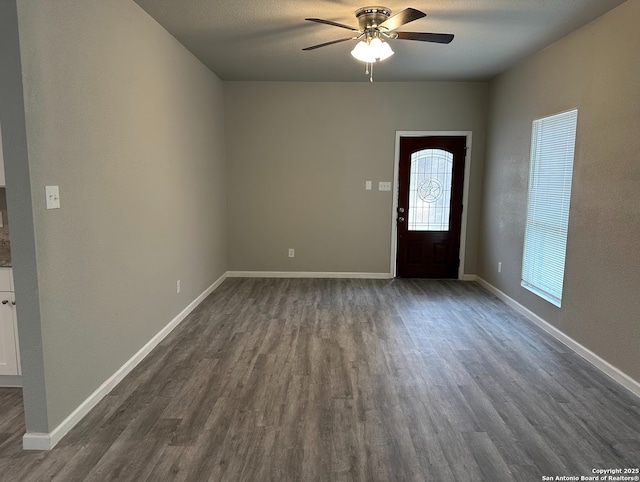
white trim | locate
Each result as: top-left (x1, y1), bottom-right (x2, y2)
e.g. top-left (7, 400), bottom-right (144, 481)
top-left (0, 374), bottom-right (22, 387)
top-left (227, 271), bottom-right (393, 279)
top-left (458, 134), bottom-right (473, 280)
top-left (22, 271), bottom-right (228, 451)
top-left (462, 274), bottom-right (478, 281)
top-left (476, 277), bottom-right (640, 400)
top-left (21, 433), bottom-right (51, 451)
top-left (391, 135), bottom-right (401, 277)
top-left (391, 131), bottom-right (473, 279)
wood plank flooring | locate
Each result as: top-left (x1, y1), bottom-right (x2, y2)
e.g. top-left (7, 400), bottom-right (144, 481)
top-left (0, 278), bottom-right (639, 481)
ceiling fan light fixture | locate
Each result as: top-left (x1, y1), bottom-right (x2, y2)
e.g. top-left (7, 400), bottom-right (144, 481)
top-left (351, 40), bottom-right (377, 63)
top-left (350, 37), bottom-right (394, 63)
top-left (304, 5), bottom-right (451, 81)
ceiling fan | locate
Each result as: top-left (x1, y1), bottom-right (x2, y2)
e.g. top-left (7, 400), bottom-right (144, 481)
top-left (303, 6), bottom-right (454, 81)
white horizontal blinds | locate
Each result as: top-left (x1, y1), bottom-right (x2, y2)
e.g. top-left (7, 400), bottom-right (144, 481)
top-left (521, 109), bottom-right (578, 307)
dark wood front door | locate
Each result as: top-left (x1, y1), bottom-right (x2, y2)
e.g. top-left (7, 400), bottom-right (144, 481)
top-left (396, 136), bottom-right (467, 278)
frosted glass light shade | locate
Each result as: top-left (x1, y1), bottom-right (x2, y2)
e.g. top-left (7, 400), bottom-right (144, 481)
top-left (351, 41), bottom-right (377, 63)
top-left (378, 41), bottom-right (394, 61)
top-left (350, 38), bottom-right (394, 63)
top-left (369, 37), bottom-right (383, 57)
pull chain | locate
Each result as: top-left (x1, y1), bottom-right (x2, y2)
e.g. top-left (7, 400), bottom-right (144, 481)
top-left (363, 63), bottom-right (375, 82)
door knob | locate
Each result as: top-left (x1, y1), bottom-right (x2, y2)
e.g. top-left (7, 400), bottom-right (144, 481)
top-left (1, 300), bottom-right (8, 305)
top-left (398, 207), bottom-right (405, 213)
top-left (398, 217), bottom-right (405, 222)
top-left (11, 301), bottom-right (15, 306)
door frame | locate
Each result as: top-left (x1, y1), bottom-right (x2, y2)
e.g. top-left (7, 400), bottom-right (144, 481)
top-left (390, 131), bottom-right (473, 279)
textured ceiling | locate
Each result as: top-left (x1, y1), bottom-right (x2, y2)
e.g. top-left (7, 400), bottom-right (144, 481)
top-left (132, 0), bottom-right (626, 82)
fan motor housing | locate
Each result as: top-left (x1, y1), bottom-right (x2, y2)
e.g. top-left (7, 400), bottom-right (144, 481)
top-left (355, 6), bottom-right (392, 30)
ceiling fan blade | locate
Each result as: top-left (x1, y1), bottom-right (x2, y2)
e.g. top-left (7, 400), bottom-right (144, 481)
top-left (305, 18), bottom-right (359, 32)
top-left (378, 8), bottom-right (426, 32)
top-left (395, 32), bottom-right (454, 44)
top-left (302, 37), bottom-right (355, 51)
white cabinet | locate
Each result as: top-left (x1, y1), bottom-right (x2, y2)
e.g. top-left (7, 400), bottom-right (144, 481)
top-left (0, 268), bottom-right (19, 375)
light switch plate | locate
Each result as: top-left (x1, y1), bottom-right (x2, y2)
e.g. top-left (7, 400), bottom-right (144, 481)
top-left (45, 185), bottom-right (61, 209)
top-left (378, 181), bottom-right (392, 191)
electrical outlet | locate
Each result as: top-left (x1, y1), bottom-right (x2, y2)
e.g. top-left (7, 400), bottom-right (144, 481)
top-left (177, 280), bottom-right (181, 293)
top-left (498, 262), bottom-right (502, 273)
top-left (288, 248), bottom-right (295, 258)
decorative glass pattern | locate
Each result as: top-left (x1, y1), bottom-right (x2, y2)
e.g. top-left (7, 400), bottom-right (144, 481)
top-left (407, 149), bottom-right (453, 231)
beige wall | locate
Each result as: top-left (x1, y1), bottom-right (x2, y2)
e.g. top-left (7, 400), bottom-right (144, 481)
top-left (1, 0), bottom-right (49, 433)
top-left (15, 0), bottom-right (227, 430)
top-left (479, 0), bottom-right (640, 381)
top-left (225, 82), bottom-right (488, 274)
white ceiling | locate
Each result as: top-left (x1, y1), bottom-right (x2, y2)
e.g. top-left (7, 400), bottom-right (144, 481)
top-left (132, 0), bottom-right (626, 82)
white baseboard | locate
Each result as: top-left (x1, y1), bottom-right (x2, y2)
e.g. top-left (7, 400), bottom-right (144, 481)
top-left (23, 272), bottom-right (228, 451)
top-left (476, 277), bottom-right (640, 400)
top-left (0, 375), bottom-right (23, 387)
top-left (462, 274), bottom-right (478, 281)
top-left (20, 432), bottom-right (51, 451)
top-left (227, 271), bottom-right (393, 279)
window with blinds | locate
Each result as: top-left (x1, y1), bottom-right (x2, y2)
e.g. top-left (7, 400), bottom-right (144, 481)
top-left (521, 109), bottom-right (578, 307)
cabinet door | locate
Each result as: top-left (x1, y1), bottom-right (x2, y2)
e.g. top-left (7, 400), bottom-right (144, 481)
top-left (0, 294), bottom-right (18, 375)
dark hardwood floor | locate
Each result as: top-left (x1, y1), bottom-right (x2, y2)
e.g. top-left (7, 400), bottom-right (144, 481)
top-left (0, 278), bottom-right (639, 481)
